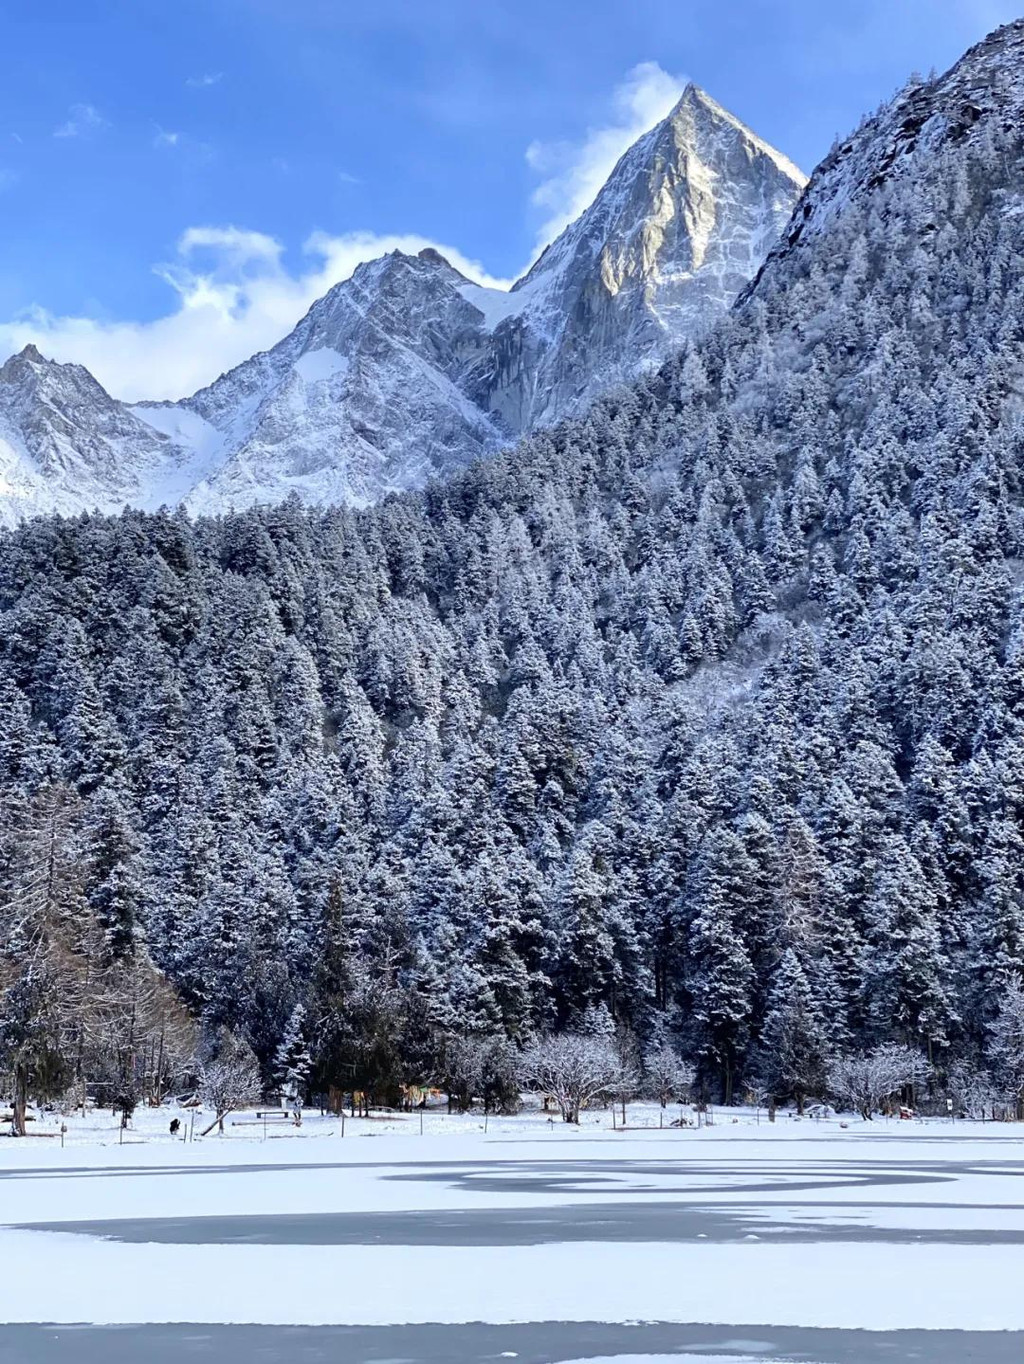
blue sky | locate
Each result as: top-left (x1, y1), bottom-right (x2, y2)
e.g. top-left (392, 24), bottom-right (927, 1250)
top-left (0, 0), bottom-right (1018, 399)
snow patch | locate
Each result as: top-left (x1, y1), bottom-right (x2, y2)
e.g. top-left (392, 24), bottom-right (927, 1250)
top-left (458, 283), bottom-right (528, 330)
top-left (132, 405), bottom-right (225, 459)
top-left (293, 347), bottom-right (350, 384)
top-left (0, 1234), bottom-right (1018, 1329)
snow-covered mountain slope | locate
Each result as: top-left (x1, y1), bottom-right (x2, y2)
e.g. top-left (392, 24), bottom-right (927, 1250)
top-left (745, 18), bottom-right (1024, 300)
top-left (0, 84), bottom-right (805, 522)
top-left (160, 84), bottom-right (804, 515)
top-left (0, 346), bottom-right (210, 527)
top-left (169, 250), bottom-right (504, 512)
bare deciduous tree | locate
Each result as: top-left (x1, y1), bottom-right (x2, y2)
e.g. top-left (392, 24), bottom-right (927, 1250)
top-left (518, 1033), bottom-right (628, 1124)
top-left (828, 1044), bottom-right (930, 1120)
top-left (86, 959), bottom-right (197, 1127)
top-left (946, 1060), bottom-right (998, 1120)
top-left (644, 1040), bottom-right (696, 1107)
top-left (0, 786), bottom-right (91, 1135)
top-left (198, 1032), bottom-right (261, 1135)
top-left (436, 1034), bottom-right (488, 1113)
top-left (988, 975), bottom-right (1024, 1119)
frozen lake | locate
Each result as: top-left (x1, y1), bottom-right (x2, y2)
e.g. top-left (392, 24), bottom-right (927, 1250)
top-left (0, 1119), bottom-right (1021, 1362)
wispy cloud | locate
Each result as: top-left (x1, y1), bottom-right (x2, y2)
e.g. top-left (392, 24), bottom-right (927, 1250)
top-left (54, 103), bottom-right (107, 139)
top-left (186, 72), bottom-right (223, 88)
top-left (0, 169), bottom-right (17, 192)
top-left (0, 227), bottom-right (513, 401)
top-left (338, 170), bottom-right (361, 185)
top-left (151, 127), bottom-right (215, 166)
top-left (525, 61), bottom-right (686, 252)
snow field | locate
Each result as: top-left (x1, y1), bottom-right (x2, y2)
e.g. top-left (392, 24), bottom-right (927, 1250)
top-left (0, 1229), bottom-right (1020, 1329)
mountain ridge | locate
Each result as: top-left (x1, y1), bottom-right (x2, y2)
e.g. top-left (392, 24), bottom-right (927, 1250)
top-left (0, 84), bottom-right (805, 524)
top-left (742, 17), bottom-right (1024, 304)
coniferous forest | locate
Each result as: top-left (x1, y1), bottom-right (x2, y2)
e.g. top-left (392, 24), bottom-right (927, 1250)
top-left (3, 38), bottom-right (1024, 1124)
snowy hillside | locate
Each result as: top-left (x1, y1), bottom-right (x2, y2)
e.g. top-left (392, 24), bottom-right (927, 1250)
top-left (746, 17), bottom-right (1024, 298)
top-left (170, 250), bottom-right (504, 513)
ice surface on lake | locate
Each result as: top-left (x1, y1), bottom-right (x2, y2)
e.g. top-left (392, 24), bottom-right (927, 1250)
top-left (0, 1115), bottom-right (1022, 1347)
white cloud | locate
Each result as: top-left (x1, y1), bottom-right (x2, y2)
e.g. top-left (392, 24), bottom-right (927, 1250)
top-left (525, 61), bottom-right (686, 251)
top-left (54, 103), bottom-right (107, 139)
top-left (0, 228), bottom-right (513, 402)
top-left (177, 225), bottom-right (284, 264)
top-left (153, 126), bottom-right (181, 149)
top-left (0, 169), bottom-right (16, 192)
top-left (186, 72), bottom-right (223, 88)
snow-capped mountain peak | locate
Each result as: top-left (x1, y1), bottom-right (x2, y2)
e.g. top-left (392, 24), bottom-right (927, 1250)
top-left (0, 344), bottom-right (197, 520)
top-left (0, 85), bottom-right (806, 524)
top-left (490, 79), bottom-right (807, 428)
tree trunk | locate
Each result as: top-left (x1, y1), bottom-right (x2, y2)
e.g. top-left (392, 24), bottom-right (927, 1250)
top-left (11, 1061), bottom-right (28, 1137)
top-left (199, 1109), bottom-right (228, 1138)
top-left (154, 1026), bottom-right (166, 1106)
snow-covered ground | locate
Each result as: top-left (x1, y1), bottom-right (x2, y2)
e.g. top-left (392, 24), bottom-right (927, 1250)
top-left (3, 1094), bottom-right (811, 1147)
top-left (0, 1102), bottom-right (1021, 1361)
